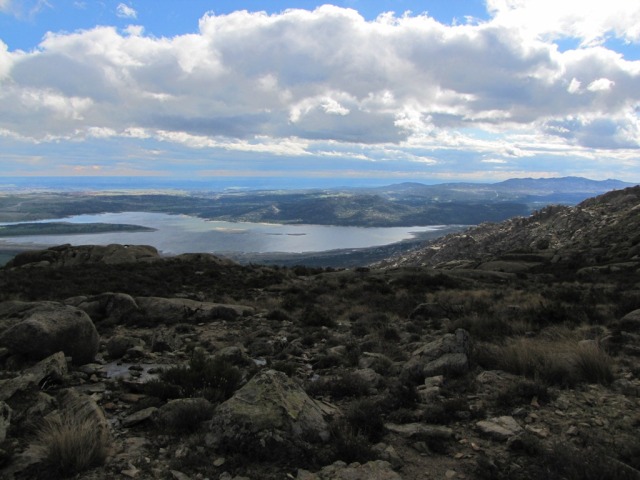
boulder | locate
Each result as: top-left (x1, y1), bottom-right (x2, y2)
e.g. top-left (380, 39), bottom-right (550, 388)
top-left (0, 352), bottom-right (68, 401)
top-left (106, 335), bottom-right (145, 359)
top-left (615, 309), bottom-right (640, 333)
top-left (384, 422), bottom-right (453, 441)
top-left (210, 370), bottom-right (331, 454)
top-left (70, 293), bottom-right (140, 324)
top-left (403, 329), bottom-right (470, 381)
top-left (0, 303), bottom-right (99, 365)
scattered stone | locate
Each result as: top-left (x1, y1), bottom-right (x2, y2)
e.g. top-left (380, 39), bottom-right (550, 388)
top-left (122, 407), bottom-right (158, 427)
top-left (403, 329), bottom-right (470, 381)
top-left (107, 335), bottom-right (145, 359)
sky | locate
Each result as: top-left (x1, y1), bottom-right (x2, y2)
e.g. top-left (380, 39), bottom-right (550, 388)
top-left (0, 0), bottom-right (639, 186)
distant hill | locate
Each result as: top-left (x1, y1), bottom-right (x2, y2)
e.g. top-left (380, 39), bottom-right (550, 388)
top-left (0, 176), bottom-right (634, 227)
top-left (365, 176), bottom-right (635, 206)
top-left (381, 185), bottom-right (640, 270)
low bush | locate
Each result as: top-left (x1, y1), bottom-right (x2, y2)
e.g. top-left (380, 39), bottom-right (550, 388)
top-left (157, 398), bottom-right (215, 434)
top-left (158, 349), bottom-right (242, 402)
top-left (344, 399), bottom-right (385, 442)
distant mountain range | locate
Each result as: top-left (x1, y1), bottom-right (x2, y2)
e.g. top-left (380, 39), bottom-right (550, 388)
top-left (362, 176), bottom-right (634, 206)
top-left (0, 176), bottom-right (635, 227)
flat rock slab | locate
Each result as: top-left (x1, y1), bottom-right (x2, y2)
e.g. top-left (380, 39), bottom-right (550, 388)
top-left (384, 422), bottom-right (453, 440)
top-left (476, 416), bottom-right (524, 441)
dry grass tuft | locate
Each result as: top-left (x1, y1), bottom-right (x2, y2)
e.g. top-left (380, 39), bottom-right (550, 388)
top-left (35, 410), bottom-right (110, 478)
top-left (478, 337), bottom-right (614, 387)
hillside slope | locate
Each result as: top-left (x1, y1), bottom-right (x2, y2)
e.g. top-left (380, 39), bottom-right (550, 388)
top-left (382, 185), bottom-right (640, 270)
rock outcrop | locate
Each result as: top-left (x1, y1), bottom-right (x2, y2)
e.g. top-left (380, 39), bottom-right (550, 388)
top-left (7, 244), bottom-right (160, 268)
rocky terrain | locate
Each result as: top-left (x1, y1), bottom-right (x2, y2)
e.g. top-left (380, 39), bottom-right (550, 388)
top-left (0, 187), bottom-right (639, 479)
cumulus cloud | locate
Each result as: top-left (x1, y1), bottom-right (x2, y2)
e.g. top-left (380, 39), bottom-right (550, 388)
top-left (0, 4), bottom-right (638, 165)
top-left (116, 3), bottom-right (136, 19)
top-left (487, 0), bottom-right (640, 46)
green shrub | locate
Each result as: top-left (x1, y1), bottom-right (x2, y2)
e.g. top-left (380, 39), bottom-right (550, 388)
top-left (344, 399), bottom-right (385, 442)
top-left (158, 398), bottom-right (215, 434)
top-left (159, 350), bottom-right (242, 402)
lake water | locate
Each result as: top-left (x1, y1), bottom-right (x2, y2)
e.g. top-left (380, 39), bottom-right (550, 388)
top-left (0, 212), bottom-right (448, 255)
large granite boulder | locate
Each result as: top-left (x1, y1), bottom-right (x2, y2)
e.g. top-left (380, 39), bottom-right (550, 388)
top-left (0, 302), bottom-right (99, 365)
top-left (210, 370), bottom-right (332, 455)
top-left (68, 292), bottom-right (140, 324)
top-left (403, 329), bottom-right (471, 381)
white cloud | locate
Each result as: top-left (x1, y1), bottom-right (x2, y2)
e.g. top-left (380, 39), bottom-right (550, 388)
top-left (116, 3), bottom-right (137, 19)
top-left (486, 0), bottom-right (640, 46)
top-left (0, 0), bottom-right (11, 12)
top-left (587, 78), bottom-right (615, 92)
top-left (0, 5), bottom-right (638, 164)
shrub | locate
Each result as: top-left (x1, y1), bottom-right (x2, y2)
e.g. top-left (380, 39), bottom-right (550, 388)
top-left (35, 410), bottom-right (110, 478)
top-left (496, 380), bottom-right (553, 409)
top-left (574, 342), bottom-right (614, 385)
top-left (158, 349), bottom-right (242, 402)
top-left (344, 399), bottom-right (385, 442)
top-left (157, 398), bottom-right (215, 434)
top-left (480, 338), bottom-right (614, 387)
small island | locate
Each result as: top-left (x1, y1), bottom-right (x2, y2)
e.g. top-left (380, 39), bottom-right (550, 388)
top-left (0, 222), bottom-right (156, 237)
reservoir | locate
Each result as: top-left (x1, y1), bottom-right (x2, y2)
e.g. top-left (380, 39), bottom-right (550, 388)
top-left (0, 212), bottom-right (451, 256)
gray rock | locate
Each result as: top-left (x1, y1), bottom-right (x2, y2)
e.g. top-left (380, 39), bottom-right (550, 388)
top-left (403, 329), bottom-right (470, 381)
top-left (213, 346), bottom-right (252, 366)
top-left (0, 401), bottom-right (11, 442)
top-left (210, 369), bottom-right (331, 453)
top-left (476, 416), bottom-right (524, 441)
top-left (71, 292), bottom-right (140, 324)
top-left (122, 407), bottom-right (158, 427)
top-left (384, 422), bottom-right (453, 440)
top-left (0, 303), bottom-right (99, 365)
top-left (106, 335), bottom-right (145, 359)
top-left (616, 309), bottom-right (640, 333)
top-left (0, 351), bottom-right (68, 401)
